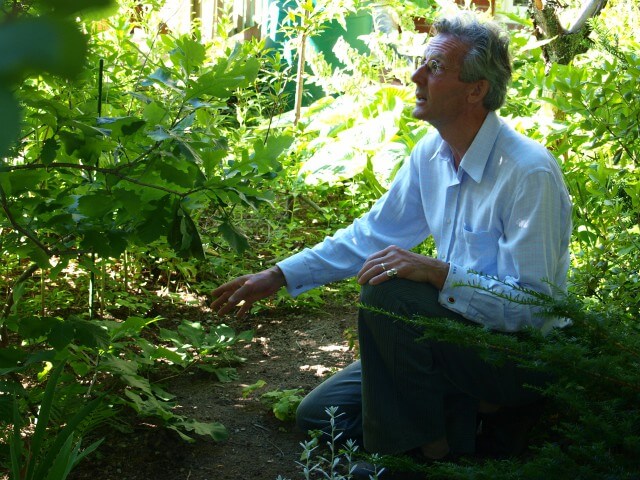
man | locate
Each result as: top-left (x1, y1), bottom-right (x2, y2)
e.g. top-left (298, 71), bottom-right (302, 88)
top-left (212, 11), bottom-right (572, 467)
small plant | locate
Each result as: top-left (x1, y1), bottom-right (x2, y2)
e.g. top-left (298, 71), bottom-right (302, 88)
top-left (260, 388), bottom-right (306, 422)
top-left (278, 406), bottom-right (385, 480)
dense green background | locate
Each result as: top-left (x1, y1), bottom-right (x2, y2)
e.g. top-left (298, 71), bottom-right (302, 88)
top-left (0, 0), bottom-right (638, 478)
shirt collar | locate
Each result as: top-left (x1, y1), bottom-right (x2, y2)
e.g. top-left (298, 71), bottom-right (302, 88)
top-left (432, 111), bottom-right (502, 183)
top-left (458, 111), bottom-right (502, 183)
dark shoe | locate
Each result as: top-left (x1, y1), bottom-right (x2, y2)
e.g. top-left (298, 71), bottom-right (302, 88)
top-left (476, 401), bottom-right (545, 458)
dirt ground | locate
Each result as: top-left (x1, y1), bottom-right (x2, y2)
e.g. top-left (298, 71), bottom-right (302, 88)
top-left (69, 300), bottom-right (360, 480)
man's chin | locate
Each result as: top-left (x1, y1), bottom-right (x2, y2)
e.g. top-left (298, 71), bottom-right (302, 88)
top-left (411, 107), bottom-right (428, 121)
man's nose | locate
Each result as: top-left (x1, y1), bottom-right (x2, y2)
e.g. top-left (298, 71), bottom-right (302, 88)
top-left (411, 64), bottom-right (427, 84)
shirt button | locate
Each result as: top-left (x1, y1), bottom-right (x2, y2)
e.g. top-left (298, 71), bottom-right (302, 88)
top-left (447, 296), bottom-right (455, 304)
top-left (446, 218), bottom-right (452, 224)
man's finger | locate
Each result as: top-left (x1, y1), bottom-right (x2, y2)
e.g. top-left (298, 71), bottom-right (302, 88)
top-left (211, 289), bottom-right (233, 310)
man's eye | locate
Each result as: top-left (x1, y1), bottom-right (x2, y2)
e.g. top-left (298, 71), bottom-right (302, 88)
top-left (427, 60), bottom-right (441, 74)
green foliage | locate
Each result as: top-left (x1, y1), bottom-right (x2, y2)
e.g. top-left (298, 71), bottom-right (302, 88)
top-left (0, 2), bottom-right (291, 473)
top-left (1, 0), bottom-right (640, 479)
top-left (8, 362), bottom-right (105, 480)
top-left (242, 380), bottom-right (305, 422)
top-left (543, 29), bottom-right (640, 313)
top-left (261, 388), bottom-right (305, 422)
top-left (0, 0), bottom-right (112, 157)
top-left (360, 280), bottom-right (640, 478)
top-left (287, 84), bottom-right (426, 192)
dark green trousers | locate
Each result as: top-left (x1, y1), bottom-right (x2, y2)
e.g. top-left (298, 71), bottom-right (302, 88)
top-left (296, 278), bottom-right (547, 455)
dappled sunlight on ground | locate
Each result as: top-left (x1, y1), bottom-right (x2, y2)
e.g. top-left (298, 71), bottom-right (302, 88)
top-left (69, 303), bottom-right (359, 480)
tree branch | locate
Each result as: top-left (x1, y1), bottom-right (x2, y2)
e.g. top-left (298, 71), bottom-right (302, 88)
top-left (566, 0), bottom-right (608, 34)
top-left (5, 162), bottom-right (201, 198)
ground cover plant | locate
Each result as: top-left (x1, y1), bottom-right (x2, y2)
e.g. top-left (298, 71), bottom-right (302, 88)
top-left (0, 0), bottom-right (639, 479)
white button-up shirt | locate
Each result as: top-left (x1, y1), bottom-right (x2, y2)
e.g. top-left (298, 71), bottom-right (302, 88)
top-left (277, 111), bottom-right (572, 332)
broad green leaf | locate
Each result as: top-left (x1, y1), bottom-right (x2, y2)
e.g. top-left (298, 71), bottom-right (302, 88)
top-left (0, 169), bottom-right (48, 196)
top-left (218, 221), bottom-right (249, 254)
top-left (18, 316), bottom-right (57, 341)
top-left (250, 134), bottom-right (293, 174)
top-left (168, 202), bottom-right (205, 259)
top-left (70, 318), bottom-right (110, 348)
top-left (49, 257), bottom-right (68, 280)
top-left (41, 137), bottom-right (59, 165)
top-left (0, 348), bottom-right (55, 375)
top-left (171, 35), bottom-right (207, 73)
top-left (144, 68), bottom-right (178, 89)
top-left (174, 418), bottom-right (228, 442)
top-left (147, 126), bottom-right (172, 141)
top-left (122, 374), bottom-right (153, 395)
top-left (0, 395), bottom-right (12, 423)
top-left (134, 196), bottom-right (172, 244)
top-left (149, 346), bottom-right (188, 365)
top-left (96, 116), bottom-right (146, 138)
top-left (158, 327), bottom-right (185, 347)
top-left (172, 112), bottom-right (196, 133)
top-left (143, 101), bottom-right (169, 125)
top-left (177, 321), bottom-right (205, 347)
top-left (157, 160), bottom-right (198, 189)
top-left (111, 189), bottom-right (143, 216)
top-left (69, 360), bottom-right (91, 377)
top-left (77, 193), bottom-right (115, 218)
top-left (201, 149), bottom-right (227, 176)
top-left (0, 348), bottom-right (27, 374)
top-left (80, 230), bottom-right (128, 258)
top-left (22, 244), bottom-right (52, 269)
top-left (186, 57), bottom-right (260, 100)
top-left (0, 18), bottom-right (87, 81)
top-left (0, 87), bottom-right (20, 158)
top-left (236, 329), bottom-right (254, 342)
top-left (242, 379), bottom-right (267, 398)
top-left (110, 316), bottom-right (158, 341)
top-left (47, 321), bottom-right (75, 350)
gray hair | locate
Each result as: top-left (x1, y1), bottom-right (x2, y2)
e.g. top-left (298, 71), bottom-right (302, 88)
top-left (432, 13), bottom-right (512, 111)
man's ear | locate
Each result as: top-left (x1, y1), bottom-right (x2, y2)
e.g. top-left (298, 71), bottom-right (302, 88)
top-left (468, 79), bottom-right (489, 104)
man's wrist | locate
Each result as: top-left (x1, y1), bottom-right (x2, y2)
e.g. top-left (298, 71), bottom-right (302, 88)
top-left (429, 260), bottom-right (450, 291)
top-left (271, 265), bottom-right (287, 288)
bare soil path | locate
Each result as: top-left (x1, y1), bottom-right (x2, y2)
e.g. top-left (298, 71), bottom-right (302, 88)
top-left (69, 302), bottom-right (359, 480)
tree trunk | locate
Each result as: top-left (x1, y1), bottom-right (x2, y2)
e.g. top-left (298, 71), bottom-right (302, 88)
top-left (529, 0), bottom-right (609, 65)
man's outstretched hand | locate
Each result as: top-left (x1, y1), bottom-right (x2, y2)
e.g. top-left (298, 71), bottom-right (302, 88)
top-left (211, 266), bottom-right (287, 317)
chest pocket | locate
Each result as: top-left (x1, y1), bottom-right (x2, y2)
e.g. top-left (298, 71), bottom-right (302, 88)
top-left (461, 226), bottom-right (501, 275)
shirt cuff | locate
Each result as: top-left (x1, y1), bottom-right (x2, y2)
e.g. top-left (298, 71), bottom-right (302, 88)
top-left (276, 251), bottom-right (316, 297)
top-left (439, 262), bottom-right (474, 318)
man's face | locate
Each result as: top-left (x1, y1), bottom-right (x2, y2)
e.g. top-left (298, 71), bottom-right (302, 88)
top-left (410, 34), bottom-right (472, 127)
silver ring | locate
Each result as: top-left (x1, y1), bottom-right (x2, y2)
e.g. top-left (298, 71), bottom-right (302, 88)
top-left (386, 268), bottom-right (398, 277)
top-left (380, 263), bottom-right (386, 271)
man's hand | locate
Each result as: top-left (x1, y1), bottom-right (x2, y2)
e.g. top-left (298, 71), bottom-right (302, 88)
top-left (356, 245), bottom-right (450, 290)
top-left (211, 266), bottom-right (287, 317)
